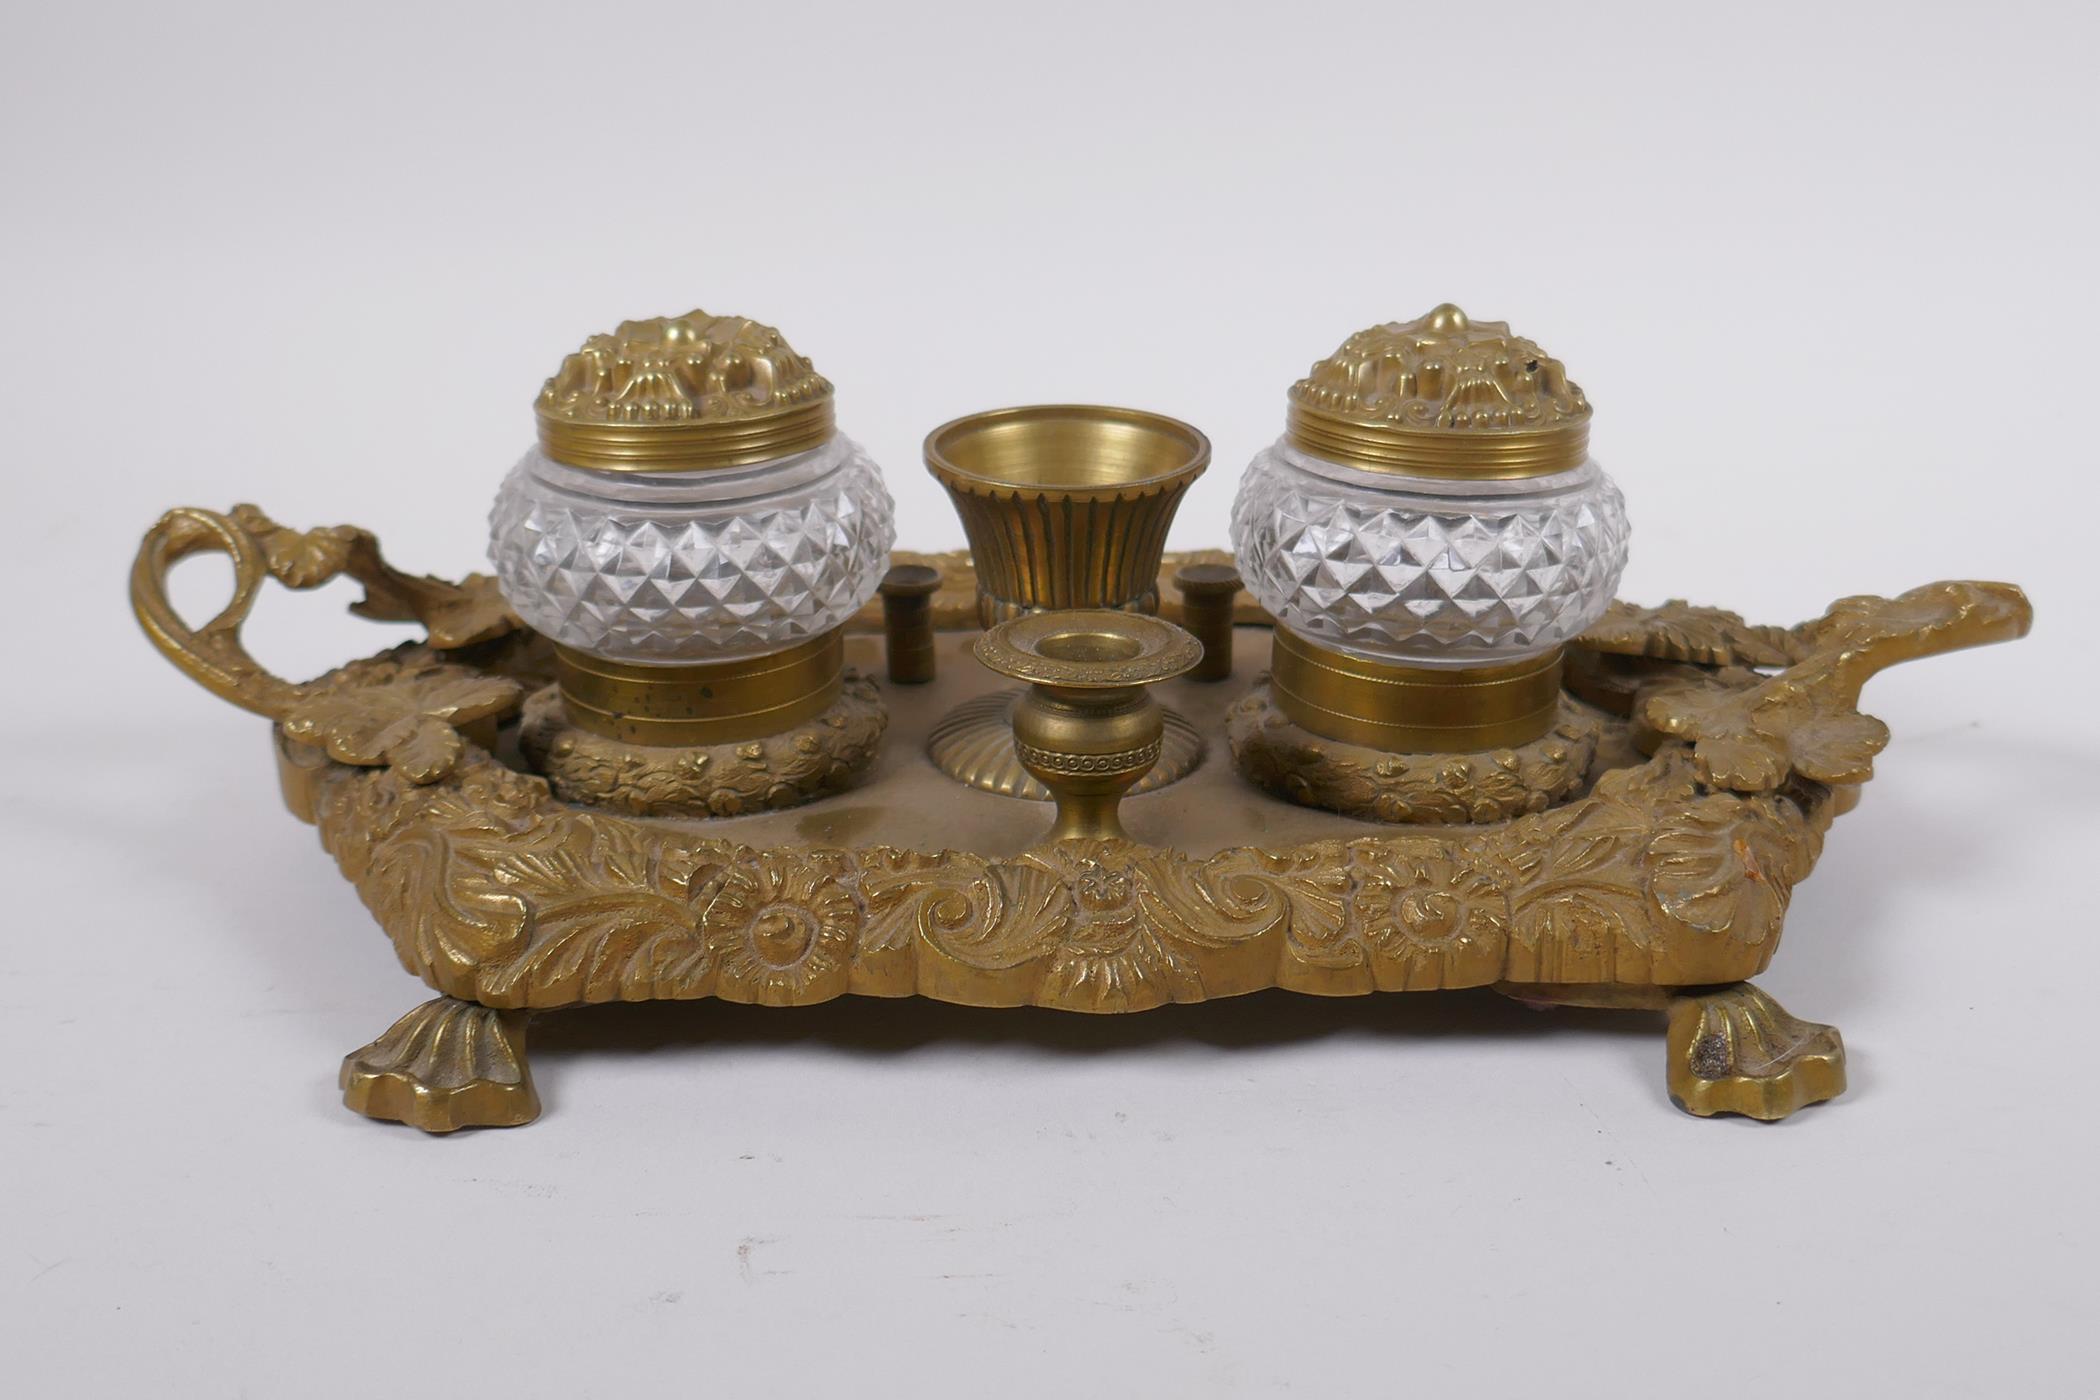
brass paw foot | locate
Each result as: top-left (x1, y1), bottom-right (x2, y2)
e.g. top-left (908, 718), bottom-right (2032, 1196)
top-left (340, 996), bottom-right (540, 1132)
top-left (1667, 983), bottom-right (1845, 1120)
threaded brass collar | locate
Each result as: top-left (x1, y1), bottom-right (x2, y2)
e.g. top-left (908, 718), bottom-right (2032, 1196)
top-left (1286, 404), bottom-right (1588, 479)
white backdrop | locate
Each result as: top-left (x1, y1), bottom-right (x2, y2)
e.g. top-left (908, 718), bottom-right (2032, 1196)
top-left (3, 2), bottom-right (2094, 1395)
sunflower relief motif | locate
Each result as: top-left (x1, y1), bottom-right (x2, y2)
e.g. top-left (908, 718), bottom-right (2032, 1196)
top-left (701, 851), bottom-right (860, 1006)
top-left (1353, 843), bottom-right (1510, 990)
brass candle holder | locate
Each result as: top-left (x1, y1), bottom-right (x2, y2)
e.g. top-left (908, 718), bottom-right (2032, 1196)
top-left (973, 610), bottom-right (1203, 843)
top-left (126, 300), bottom-right (2033, 1132)
top-left (924, 405), bottom-right (1211, 798)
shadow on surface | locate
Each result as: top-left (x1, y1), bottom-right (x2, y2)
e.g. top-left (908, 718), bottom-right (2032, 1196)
top-left (530, 986), bottom-right (1661, 1062)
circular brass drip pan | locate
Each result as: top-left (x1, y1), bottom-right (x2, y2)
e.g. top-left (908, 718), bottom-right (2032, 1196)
top-left (1228, 683), bottom-right (1602, 825)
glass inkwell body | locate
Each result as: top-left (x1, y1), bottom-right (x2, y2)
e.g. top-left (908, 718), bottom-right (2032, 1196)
top-left (1232, 304), bottom-right (1629, 757)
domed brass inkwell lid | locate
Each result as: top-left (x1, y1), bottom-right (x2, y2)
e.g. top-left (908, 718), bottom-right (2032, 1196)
top-left (1286, 302), bottom-right (1591, 479)
top-left (534, 311), bottom-right (837, 472)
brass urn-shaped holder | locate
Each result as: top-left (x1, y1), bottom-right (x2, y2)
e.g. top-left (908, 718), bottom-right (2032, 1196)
top-left (925, 405), bottom-right (1211, 798)
top-left (974, 610), bottom-right (1204, 843)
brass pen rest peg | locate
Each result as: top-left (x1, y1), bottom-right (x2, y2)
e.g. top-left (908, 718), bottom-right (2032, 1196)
top-left (879, 563), bottom-right (943, 684)
top-left (973, 610), bottom-right (1204, 844)
top-left (1171, 562), bottom-right (1242, 682)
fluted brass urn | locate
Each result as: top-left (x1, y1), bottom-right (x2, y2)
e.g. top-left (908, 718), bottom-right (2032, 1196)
top-left (926, 405), bottom-right (1210, 624)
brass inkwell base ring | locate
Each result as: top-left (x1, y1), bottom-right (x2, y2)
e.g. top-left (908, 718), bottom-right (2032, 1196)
top-left (1226, 682), bottom-right (1604, 825)
top-left (519, 672), bottom-right (888, 819)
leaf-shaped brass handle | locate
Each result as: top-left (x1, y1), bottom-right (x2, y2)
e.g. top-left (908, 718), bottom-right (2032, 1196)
top-left (1640, 580), bottom-right (2032, 793)
top-left (281, 667), bottom-right (521, 785)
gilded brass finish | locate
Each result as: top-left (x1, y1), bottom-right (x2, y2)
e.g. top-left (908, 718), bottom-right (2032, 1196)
top-left (535, 310), bottom-right (835, 472)
top-left (973, 611), bottom-right (1203, 843)
top-left (924, 404), bottom-right (1210, 625)
top-left (1269, 627), bottom-right (1565, 752)
top-left (879, 563), bottom-right (942, 685)
top-left (1287, 303), bottom-right (1591, 478)
top-left (1667, 984), bottom-right (1846, 1120)
top-left (268, 574), bottom-right (2018, 1010)
top-left (1228, 686), bottom-right (1603, 824)
top-left (552, 630), bottom-right (846, 746)
top-left (132, 503), bottom-right (519, 721)
top-left (284, 662), bottom-right (519, 786)
top-left (519, 673), bottom-right (886, 818)
top-left (1172, 563), bottom-right (1242, 682)
top-left (340, 997), bottom-right (540, 1132)
top-left (1637, 581), bottom-right (2033, 792)
top-left (130, 504), bottom-right (2031, 1128)
top-left (1583, 599), bottom-right (1801, 668)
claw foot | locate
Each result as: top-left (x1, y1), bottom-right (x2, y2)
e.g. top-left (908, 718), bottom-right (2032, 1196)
top-left (1667, 983), bottom-right (1844, 1120)
top-left (340, 996), bottom-right (540, 1132)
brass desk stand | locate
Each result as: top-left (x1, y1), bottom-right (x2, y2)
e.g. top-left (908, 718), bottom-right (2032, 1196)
top-left (133, 506), bottom-right (2029, 1130)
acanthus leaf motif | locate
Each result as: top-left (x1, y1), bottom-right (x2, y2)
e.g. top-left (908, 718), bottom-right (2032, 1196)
top-left (283, 663), bottom-right (521, 785)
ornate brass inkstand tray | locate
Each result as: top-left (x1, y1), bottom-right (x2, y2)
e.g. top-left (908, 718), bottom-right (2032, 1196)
top-left (131, 306), bottom-right (2031, 1130)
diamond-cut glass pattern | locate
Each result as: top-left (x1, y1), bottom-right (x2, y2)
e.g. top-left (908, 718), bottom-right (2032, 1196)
top-left (1231, 441), bottom-right (1629, 665)
top-left (489, 436), bottom-right (895, 661)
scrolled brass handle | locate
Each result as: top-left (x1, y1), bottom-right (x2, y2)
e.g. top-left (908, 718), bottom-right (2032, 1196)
top-left (129, 503), bottom-right (522, 720)
top-left (130, 506), bottom-right (304, 719)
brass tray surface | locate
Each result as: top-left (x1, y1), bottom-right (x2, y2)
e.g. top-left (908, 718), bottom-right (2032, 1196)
top-left (132, 507), bottom-right (2031, 1131)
